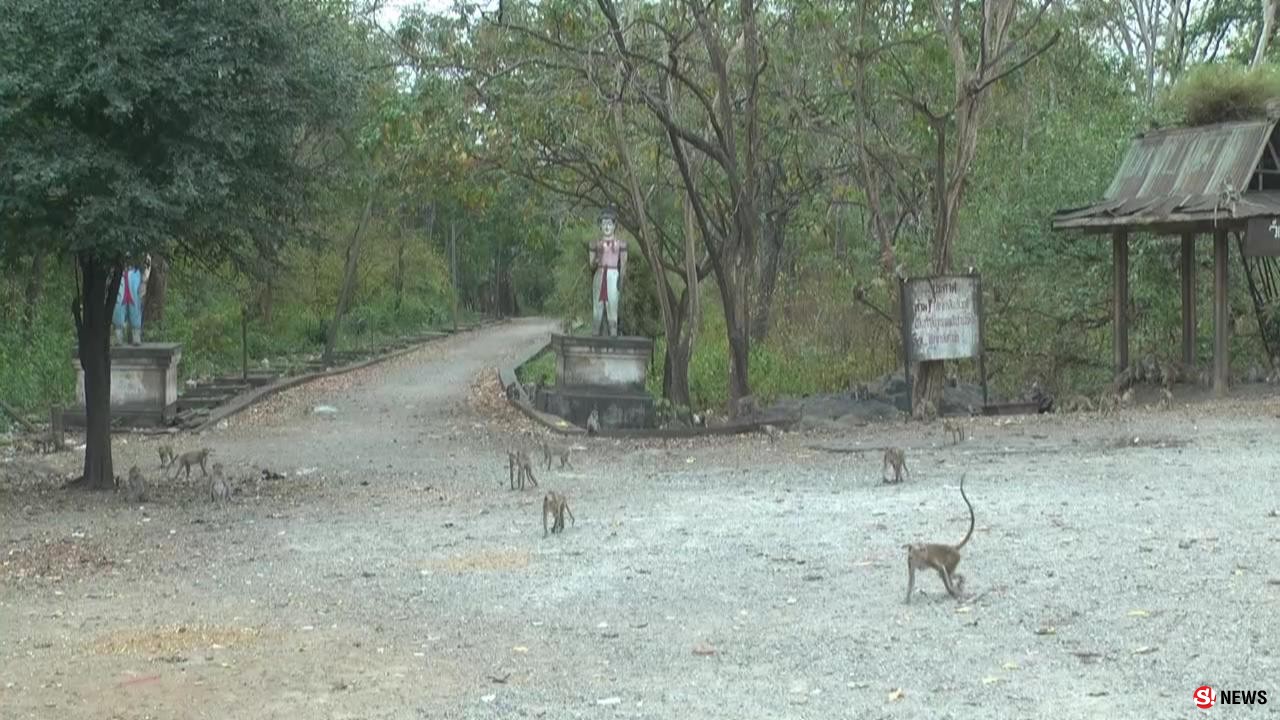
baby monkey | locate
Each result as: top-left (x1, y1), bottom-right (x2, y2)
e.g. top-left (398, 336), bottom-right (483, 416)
top-left (209, 462), bottom-right (231, 504)
top-left (542, 440), bottom-right (572, 470)
top-left (157, 444), bottom-right (176, 468)
top-left (882, 447), bottom-right (909, 484)
top-left (507, 448), bottom-right (538, 490)
top-left (904, 474), bottom-right (975, 603)
top-left (542, 491), bottom-right (576, 537)
top-left (122, 465), bottom-right (148, 503)
top-left (170, 448), bottom-right (211, 479)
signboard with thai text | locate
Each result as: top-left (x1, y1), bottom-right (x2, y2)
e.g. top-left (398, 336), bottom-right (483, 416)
top-left (900, 275), bottom-right (983, 363)
top-left (1244, 217), bottom-right (1280, 257)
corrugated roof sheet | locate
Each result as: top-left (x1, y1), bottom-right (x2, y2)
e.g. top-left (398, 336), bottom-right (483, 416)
top-left (1052, 119), bottom-right (1280, 231)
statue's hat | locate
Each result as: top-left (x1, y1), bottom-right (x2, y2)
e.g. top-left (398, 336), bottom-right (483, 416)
top-left (598, 206), bottom-right (618, 222)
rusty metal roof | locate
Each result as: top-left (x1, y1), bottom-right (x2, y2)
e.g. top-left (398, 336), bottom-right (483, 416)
top-left (1053, 119), bottom-right (1280, 232)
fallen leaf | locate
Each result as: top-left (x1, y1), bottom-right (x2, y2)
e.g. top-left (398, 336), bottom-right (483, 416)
top-left (1034, 626), bottom-right (1056, 636)
top-left (887, 688), bottom-right (905, 702)
top-left (692, 642), bottom-right (717, 657)
top-left (954, 606), bottom-right (972, 614)
top-left (597, 697), bottom-right (621, 706)
top-left (1001, 662), bottom-right (1019, 671)
top-left (1086, 691), bottom-right (1109, 697)
top-left (1126, 609), bottom-right (1149, 617)
top-left (1132, 646), bottom-right (1157, 655)
top-left (981, 676), bottom-right (1001, 685)
top-left (512, 646), bottom-right (528, 654)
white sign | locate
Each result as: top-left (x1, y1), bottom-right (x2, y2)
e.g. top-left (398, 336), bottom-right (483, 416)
top-left (901, 276), bottom-right (982, 363)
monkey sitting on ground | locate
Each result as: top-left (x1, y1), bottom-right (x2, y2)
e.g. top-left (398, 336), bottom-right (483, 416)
top-left (942, 419), bottom-right (965, 444)
top-left (882, 447), bottom-right (909, 484)
top-left (542, 440), bottom-right (572, 470)
top-left (904, 474), bottom-right (975, 603)
top-left (209, 462), bottom-right (231, 504)
top-left (542, 491), bottom-right (576, 537)
top-left (170, 448), bottom-right (212, 480)
top-left (586, 408), bottom-right (601, 435)
top-left (122, 465), bottom-right (148, 503)
top-left (507, 449), bottom-right (538, 490)
top-left (157, 444), bottom-right (176, 468)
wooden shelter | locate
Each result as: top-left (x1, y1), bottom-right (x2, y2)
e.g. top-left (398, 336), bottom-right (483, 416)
top-left (1052, 119), bottom-right (1280, 395)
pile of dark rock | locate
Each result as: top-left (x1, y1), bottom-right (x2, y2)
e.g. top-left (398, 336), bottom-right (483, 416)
top-left (768, 371), bottom-right (987, 431)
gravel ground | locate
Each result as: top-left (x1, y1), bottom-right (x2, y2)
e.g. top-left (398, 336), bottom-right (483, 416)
top-left (2, 317), bottom-right (1280, 720)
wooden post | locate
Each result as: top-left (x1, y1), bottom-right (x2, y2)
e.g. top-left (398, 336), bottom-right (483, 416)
top-left (1112, 230), bottom-right (1130, 375)
top-left (1180, 233), bottom-right (1196, 368)
top-left (49, 404), bottom-right (63, 452)
top-left (1213, 228), bottom-right (1230, 396)
top-left (450, 221), bottom-right (459, 333)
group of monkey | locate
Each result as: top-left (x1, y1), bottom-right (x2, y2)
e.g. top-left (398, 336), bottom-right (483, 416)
top-left (506, 439), bottom-right (577, 538)
top-left (117, 445), bottom-right (230, 506)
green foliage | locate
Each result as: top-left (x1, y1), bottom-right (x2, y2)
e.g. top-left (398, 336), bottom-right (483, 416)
top-left (516, 351), bottom-right (556, 387)
top-left (0, 0), bottom-right (367, 266)
top-left (1164, 63), bottom-right (1280, 127)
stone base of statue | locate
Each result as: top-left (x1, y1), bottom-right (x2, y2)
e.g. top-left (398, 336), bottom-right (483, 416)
top-left (535, 334), bottom-right (656, 430)
top-left (65, 343), bottom-right (183, 428)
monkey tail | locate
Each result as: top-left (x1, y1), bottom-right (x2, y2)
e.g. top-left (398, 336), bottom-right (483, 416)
top-left (955, 474), bottom-right (975, 549)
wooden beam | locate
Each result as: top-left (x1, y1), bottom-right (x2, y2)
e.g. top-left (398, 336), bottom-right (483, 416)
top-left (1181, 233), bottom-right (1196, 368)
top-left (1213, 229), bottom-right (1230, 396)
top-left (1113, 230), bottom-right (1130, 375)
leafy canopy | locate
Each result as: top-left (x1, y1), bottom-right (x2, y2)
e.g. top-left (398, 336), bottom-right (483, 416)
top-left (0, 0), bottom-right (367, 266)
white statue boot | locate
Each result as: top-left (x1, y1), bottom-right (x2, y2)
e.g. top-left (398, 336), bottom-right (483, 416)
top-left (130, 326), bottom-right (142, 346)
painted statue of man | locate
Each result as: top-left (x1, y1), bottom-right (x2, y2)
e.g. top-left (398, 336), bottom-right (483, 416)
top-left (113, 255), bottom-right (150, 346)
top-left (589, 208), bottom-right (627, 336)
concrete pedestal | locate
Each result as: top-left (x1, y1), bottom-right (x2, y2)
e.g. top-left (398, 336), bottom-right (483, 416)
top-left (67, 343), bottom-right (182, 427)
top-left (542, 334), bottom-right (656, 430)
top-left (552, 334), bottom-right (652, 389)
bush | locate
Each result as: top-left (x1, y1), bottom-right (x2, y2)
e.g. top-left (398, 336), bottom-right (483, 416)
top-left (1165, 63), bottom-right (1280, 127)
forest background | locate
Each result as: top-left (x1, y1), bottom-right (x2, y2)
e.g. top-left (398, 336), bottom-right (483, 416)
top-left (5, 0), bottom-right (1280, 433)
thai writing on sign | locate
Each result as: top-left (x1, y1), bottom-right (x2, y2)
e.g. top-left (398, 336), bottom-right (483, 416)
top-left (902, 276), bottom-right (981, 363)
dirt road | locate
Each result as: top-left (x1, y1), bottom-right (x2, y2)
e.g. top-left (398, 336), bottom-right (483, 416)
top-left (3, 318), bottom-right (1279, 719)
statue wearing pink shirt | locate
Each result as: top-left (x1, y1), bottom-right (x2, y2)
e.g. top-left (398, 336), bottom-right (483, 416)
top-left (588, 207), bottom-right (627, 336)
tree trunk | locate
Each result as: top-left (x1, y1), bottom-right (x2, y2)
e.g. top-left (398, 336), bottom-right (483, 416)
top-left (143, 255), bottom-right (169, 328)
top-left (325, 187), bottom-right (376, 363)
top-left (22, 249), bottom-right (46, 333)
top-left (752, 214), bottom-right (786, 343)
top-left (393, 222), bottom-right (406, 312)
top-left (257, 279), bottom-right (274, 323)
top-left (75, 254), bottom-right (120, 491)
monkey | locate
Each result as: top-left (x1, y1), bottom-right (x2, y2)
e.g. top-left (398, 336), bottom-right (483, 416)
top-left (1056, 394), bottom-right (1095, 413)
top-left (209, 462), bottom-right (231, 504)
top-left (586, 408), bottom-right (601, 435)
top-left (508, 449), bottom-right (538, 490)
top-left (761, 424), bottom-right (782, 443)
top-left (904, 474), bottom-right (975, 604)
top-left (1157, 387), bottom-right (1174, 411)
top-left (942, 419), bottom-right (965, 444)
top-left (542, 491), bottom-right (576, 537)
top-left (157, 444), bottom-right (176, 468)
top-left (1097, 390), bottom-right (1120, 415)
top-left (169, 448), bottom-right (211, 480)
top-left (882, 447), bottom-right (909, 484)
top-left (541, 440), bottom-right (572, 470)
top-left (122, 465), bottom-right (148, 503)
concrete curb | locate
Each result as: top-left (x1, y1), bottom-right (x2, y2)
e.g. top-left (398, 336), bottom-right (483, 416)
top-left (499, 341), bottom-right (800, 440)
top-left (192, 321), bottom-right (501, 434)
